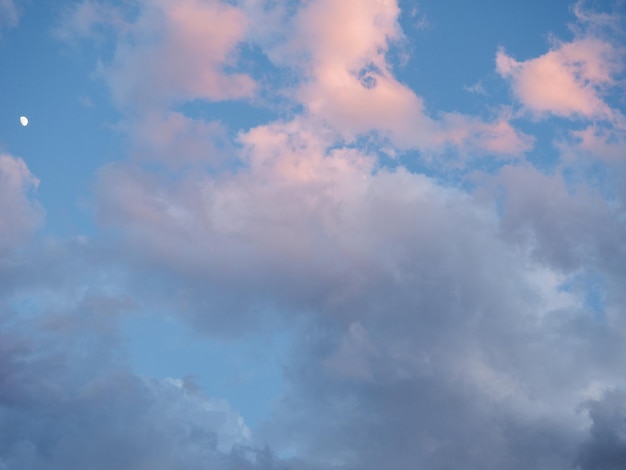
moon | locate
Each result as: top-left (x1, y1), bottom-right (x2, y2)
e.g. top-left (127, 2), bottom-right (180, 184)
top-left (20, 116), bottom-right (28, 127)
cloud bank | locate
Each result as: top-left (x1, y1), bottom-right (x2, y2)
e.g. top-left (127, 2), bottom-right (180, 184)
top-left (3, 0), bottom-right (626, 469)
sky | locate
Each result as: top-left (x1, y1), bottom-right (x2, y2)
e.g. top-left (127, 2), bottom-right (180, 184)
top-left (1, 0), bottom-right (626, 468)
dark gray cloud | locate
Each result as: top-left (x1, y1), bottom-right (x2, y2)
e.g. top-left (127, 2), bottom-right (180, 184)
top-left (577, 390), bottom-right (626, 470)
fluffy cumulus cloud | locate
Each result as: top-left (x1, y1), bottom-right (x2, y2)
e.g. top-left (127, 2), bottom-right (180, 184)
top-left (496, 38), bottom-right (622, 120)
top-left (496, 4), bottom-right (625, 123)
top-left (290, 0), bottom-right (429, 143)
top-left (4, 0), bottom-right (626, 469)
top-left (253, 0), bottom-right (532, 156)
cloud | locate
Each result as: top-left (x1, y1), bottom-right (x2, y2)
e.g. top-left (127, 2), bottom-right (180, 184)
top-left (439, 111), bottom-right (535, 158)
top-left (571, 0), bottom-right (624, 34)
top-left (0, 0), bottom-right (20, 34)
top-left (204, 0), bottom-right (432, 147)
top-left (94, 117), bottom-right (379, 332)
top-left (106, 0), bottom-right (255, 111)
top-left (577, 389), bottom-right (626, 470)
top-left (42, 1), bottom-right (626, 468)
top-left (0, 155), bottom-right (43, 253)
top-left (58, 0), bottom-right (255, 111)
top-left (243, 0), bottom-right (530, 158)
top-left (496, 36), bottom-right (624, 121)
top-left (94, 115), bottom-right (615, 468)
top-left (464, 80), bottom-right (487, 95)
top-left (58, 0), bottom-right (534, 166)
top-left (0, 160), bottom-right (262, 469)
top-left (291, 0), bottom-right (429, 144)
top-left (0, 355), bottom-right (255, 469)
top-left (0, 245), bottom-right (266, 469)
top-left (57, 0), bottom-right (256, 170)
top-left (475, 162), bottom-right (626, 274)
top-left (54, 0), bottom-right (125, 43)
top-left (120, 110), bottom-right (233, 168)
top-left (85, 4), bottom-right (626, 464)
top-left (560, 124), bottom-right (626, 163)
top-left (251, 171), bottom-right (598, 468)
top-left (323, 322), bottom-right (378, 381)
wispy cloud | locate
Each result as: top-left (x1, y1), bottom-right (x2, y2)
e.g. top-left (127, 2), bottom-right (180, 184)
top-left (0, 0), bottom-right (20, 35)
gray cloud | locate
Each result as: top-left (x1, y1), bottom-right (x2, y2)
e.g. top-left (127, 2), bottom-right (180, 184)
top-left (577, 389), bottom-right (626, 470)
top-left (0, 271), bottom-right (269, 470)
top-left (95, 128), bottom-right (619, 467)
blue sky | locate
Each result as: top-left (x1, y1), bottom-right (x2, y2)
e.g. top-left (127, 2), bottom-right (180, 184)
top-left (1, 0), bottom-right (626, 468)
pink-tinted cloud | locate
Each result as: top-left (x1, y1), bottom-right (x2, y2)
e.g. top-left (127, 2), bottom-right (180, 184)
top-left (54, 0), bottom-right (126, 42)
top-left (0, 155), bottom-right (43, 252)
top-left (61, 0), bottom-right (255, 111)
top-left (121, 111), bottom-right (232, 168)
top-left (439, 112), bottom-right (535, 158)
top-left (571, 0), bottom-right (623, 33)
top-left (560, 125), bottom-right (626, 162)
top-left (255, 0), bottom-right (424, 147)
top-left (96, 118), bottom-right (376, 290)
top-left (60, 0), bottom-right (533, 165)
top-left (290, 0), bottom-right (434, 147)
top-left (496, 37), bottom-right (623, 120)
top-left (58, 0), bottom-right (256, 171)
top-left (253, 0), bottom-right (531, 159)
top-left (240, 118), bottom-right (374, 183)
